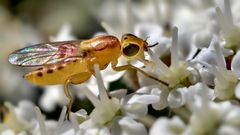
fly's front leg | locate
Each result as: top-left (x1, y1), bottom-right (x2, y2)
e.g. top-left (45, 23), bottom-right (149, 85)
top-left (111, 61), bottom-right (168, 86)
top-left (137, 58), bottom-right (156, 72)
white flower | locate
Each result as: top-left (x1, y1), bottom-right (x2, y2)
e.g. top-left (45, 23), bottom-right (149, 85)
top-left (132, 22), bottom-right (171, 86)
top-left (80, 65), bottom-right (121, 126)
top-left (111, 116), bottom-right (147, 135)
top-left (0, 101), bottom-right (36, 134)
top-left (74, 64), bottom-right (149, 134)
top-left (149, 116), bottom-right (186, 135)
top-left (193, 35), bottom-right (233, 66)
top-left (122, 85), bottom-right (165, 117)
top-left (1, 129), bottom-right (27, 135)
top-left (185, 101), bottom-right (240, 135)
top-left (215, 0), bottom-right (240, 51)
top-left (198, 39), bottom-right (238, 100)
top-left (81, 63), bottom-right (125, 96)
top-left (148, 27), bottom-right (190, 88)
top-left (167, 83), bottom-right (215, 109)
top-left (231, 50), bottom-right (240, 77)
top-left (33, 106), bottom-right (88, 135)
top-left (217, 125), bottom-right (240, 135)
top-left (235, 83), bottom-right (240, 100)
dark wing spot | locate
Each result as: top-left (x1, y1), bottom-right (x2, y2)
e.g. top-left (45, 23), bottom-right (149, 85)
top-left (47, 69), bottom-right (54, 74)
top-left (73, 60), bottom-right (77, 62)
top-left (37, 68), bottom-right (43, 70)
top-left (37, 72), bottom-right (43, 77)
top-left (57, 66), bottom-right (64, 70)
top-left (80, 51), bottom-right (87, 57)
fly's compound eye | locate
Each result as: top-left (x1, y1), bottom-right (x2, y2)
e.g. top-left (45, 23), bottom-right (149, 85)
top-left (122, 43), bottom-right (140, 57)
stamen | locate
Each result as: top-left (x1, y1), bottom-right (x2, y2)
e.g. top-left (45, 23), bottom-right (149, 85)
top-left (224, 0), bottom-right (233, 27)
top-left (70, 113), bottom-right (80, 133)
top-left (34, 107), bottom-right (47, 135)
top-left (212, 37), bottom-right (226, 68)
top-left (125, 0), bottom-right (133, 33)
top-left (153, 0), bottom-right (161, 24)
top-left (211, 66), bottom-right (226, 83)
top-left (171, 27), bottom-right (179, 67)
top-left (94, 64), bottom-right (109, 102)
top-left (81, 86), bottom-right (103, 108)
top-left (148, 49), bottom-right (171, 75)
top-left (101, 22), bottom-right (118, 36)
top-left (215, 7), bottom-right (229, 33)
top-left (198, 61), bottom-right (225, 83)
top-left (53, 106), bottom-right (67, 135)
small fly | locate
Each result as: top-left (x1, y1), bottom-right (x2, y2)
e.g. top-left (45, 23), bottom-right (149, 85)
top-left (8, 34), bottom-right (168, 117)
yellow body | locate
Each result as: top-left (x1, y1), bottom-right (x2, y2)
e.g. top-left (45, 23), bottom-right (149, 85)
top-left (10, 33), bottom-right (166, 117)
top-left (24, 35), bottom-right (121, 85)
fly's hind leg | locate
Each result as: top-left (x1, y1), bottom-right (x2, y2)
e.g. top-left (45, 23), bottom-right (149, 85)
top-left (64, 79), bottom-right (72, 119)
top-left (64, 72), bottom-right (92, 119)
top-left (111, 61), bottom-right (169, 86)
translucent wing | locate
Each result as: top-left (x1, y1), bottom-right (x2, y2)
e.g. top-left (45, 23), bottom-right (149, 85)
top-left (9, 40), bottom-right (82, 66)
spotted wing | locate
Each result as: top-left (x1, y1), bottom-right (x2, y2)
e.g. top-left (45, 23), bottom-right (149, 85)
top-left (8, 40), bottom-right (82, 66)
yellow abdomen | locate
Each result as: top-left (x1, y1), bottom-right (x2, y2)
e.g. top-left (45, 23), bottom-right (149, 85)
top-left (24, 59), bottom-right (89, 85)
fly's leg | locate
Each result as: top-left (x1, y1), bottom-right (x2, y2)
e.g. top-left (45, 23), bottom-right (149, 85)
top-left (70, 72), bottom-right (91, 84)
top-left (64, 72), bottom-right (92, 119)
top-left (64, 79), bottom-right (72, 120)
top-left (111, 61), bottom-right (169, 86)
top-left (137, 58), bottom-right (156, 72)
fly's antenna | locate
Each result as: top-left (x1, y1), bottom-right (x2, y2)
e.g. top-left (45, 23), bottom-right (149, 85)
top-left (144, 36), bottom-right (159, 48)
top-left (148, 42), bottom-right (159, 48)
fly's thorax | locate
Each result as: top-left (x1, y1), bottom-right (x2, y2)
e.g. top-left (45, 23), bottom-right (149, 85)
top-left (80, 35), bottom-right (120, 50)
top-left (81, 35), bottom-right (121, 70)
top-left (121, 34), bottom-right (147, 60)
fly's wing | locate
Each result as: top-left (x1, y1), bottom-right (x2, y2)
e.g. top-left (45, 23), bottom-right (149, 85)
top-left (9, 40), bottom-right (82, 66)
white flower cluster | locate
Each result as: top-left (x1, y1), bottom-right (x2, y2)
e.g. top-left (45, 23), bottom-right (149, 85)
top-left (2, 0), bottom-right (240, 135)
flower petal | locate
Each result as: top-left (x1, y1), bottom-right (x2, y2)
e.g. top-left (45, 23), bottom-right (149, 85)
top-left (151, 88), bottom-right (168, 110)
top-left (235, 82), bottom-right (240, 99)
top-left (149, 116), bottom-right (185, 135)
top-left (127, 94), bottom-right (160, 105)
top-left (231, 50), bottom-right (240, 77)
top-left (192, 30), bottom-right (213, 49)
top-left (168, 88), bottom-right (187, 108)
top-left (118, 117), bottom-right (147, 135)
